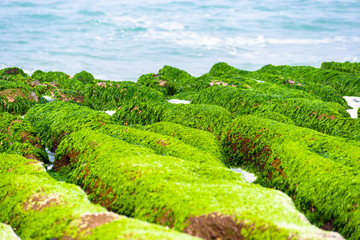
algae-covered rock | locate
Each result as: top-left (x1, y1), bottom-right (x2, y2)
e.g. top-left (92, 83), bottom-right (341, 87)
top-left (256, 98), bottom-right (350, 130)
top-left (255, 98), bottom-right (360, 141)
top-left (143, 121), bottom-right (225, 160)
top-left (0, 67), bottom-right (28, 78)
top-left (0, 112), bottom-right (48, 162)
top-left (0, 223), bottom-right (21, 240)
top-left (137, 65), bottom-right (198, 96)
top-left (221, 115), bottom-right (360, 239)
top-left (98, 124), bottom-right (224, 166)
top-left (24, 101), bottom-right (112, 151)
top-left (54, 128), bottom-right (343, 239)
top-left (0, 153), bottom-right (197, 240)
top-left (112, 101), bottom-right (233, 136)
top-left (257, 64), bottom-right (360, 96)
top-left (31, 70), bottom-right (82, 90)
top-left (82, 81), bottom-right (167, 111)
top-left (253, 111), bottom-right (295, 125)
top-left (249, 71), bottom-right (349, 108)
top-left (72, 70), bottom-right (95, 84)
top-left (0, 88), bottom-right (38, 115)
top-left (321, 61), bottom-right (360, 74)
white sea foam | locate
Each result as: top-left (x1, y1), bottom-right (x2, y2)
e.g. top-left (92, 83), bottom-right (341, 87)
top-left (43, 96), bottom-right (55, 102)
top-left (46, 148), bottom-right (55, 170)
top-left (231, 168), bottom-right (257, 183)
top-left (167, 99), bottom-right (191, 104)
top-left (344, 96), bottom-right (360, 118)
top-left (104, 110), bottom-right (116, 116)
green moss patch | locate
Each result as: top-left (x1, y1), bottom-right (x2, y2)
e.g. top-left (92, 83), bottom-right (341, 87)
top-left (321, 61), bottom-right (360, 74)
top-left (143, 121), bottom-right (225, 160)
top-left (0, 153), bottom-right (198, 240)
top-left (113, 101), bottom-right (232, 137)
top-left (54, 128), bottom-right (343, 239)
top-left (221, 115), bottom-right (360, 239)
top-left (0, 112), bottom-right (48, 162)
top-left (24, 101), bottom-right (112, 151)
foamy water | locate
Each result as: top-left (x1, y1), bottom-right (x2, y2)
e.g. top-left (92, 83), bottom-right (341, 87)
top-left (0, 0), bottom-right (359, 81)
top-left (231, 168), bottom-right (257, 183)
top-left (167, 99), bottom-right (191, 104)
top-left (344, 96), bottom-right (360, 118)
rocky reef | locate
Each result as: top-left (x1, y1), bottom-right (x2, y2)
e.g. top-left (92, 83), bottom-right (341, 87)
top-left (1, 62), bottom-right (359, 239)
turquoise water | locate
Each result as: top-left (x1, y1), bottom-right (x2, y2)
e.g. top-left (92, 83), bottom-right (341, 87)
top-left (0, 0), bottom-right (359, 81)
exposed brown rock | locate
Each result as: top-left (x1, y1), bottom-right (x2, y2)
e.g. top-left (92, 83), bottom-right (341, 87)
top-left (53, 150), bottom-right (79, 171)
top-left (159, 80), bottom-right (168, 86)
top-left (6, 68), bottom-right (20, 75)
top-left (30, 92), bottom-right (39, 102)
top-left (156, 209), bottom-right (174, 227)
top-left (183, 213), bottom-right (249, 240)
top-left (47, 82), bottom-right (60, 88)
top-left (156, 139), bottom-right (169, 147)
top-left (30, 80), bottom-right (41, 87)
top-left (76, 212), bottom-right (119, 237)
top-left (24, 193), bottom-right (62, 212)
top-left (96, 82), bottom-right (109, 88)
top-left (209, 80), bottom-right (229, 87)
top-left (0, 89), bottom-right (28, 102)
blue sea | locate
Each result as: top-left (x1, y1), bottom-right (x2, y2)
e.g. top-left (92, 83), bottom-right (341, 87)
top-left (0, 0), bottom-right (359, 81)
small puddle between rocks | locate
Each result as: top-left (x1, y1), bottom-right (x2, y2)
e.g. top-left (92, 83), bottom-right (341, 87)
top-left (230, 168), bottom-right (257, 183)
top-left (46, 148), bottom-right (55, 170)
top-left (104, 111), bottom-right (116, 116)
top-left (167, 99), bottom-right (191, 104)
top-left (343, 96), bottom-right (360, 118)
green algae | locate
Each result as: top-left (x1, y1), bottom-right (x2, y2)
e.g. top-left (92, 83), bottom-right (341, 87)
top-left (321, 61), bottom-right (360, 74)
top-left (0, 88), bottom-right (38, 115)
top-left (24, 101), bottom-right (112, 151)
top-left (53, 128), bottom-right (343, 239)
top-left (31, 70), bottom-right (83, 90)
top-left (255, 98), bottom-right (360, 141)
top-left (0, 223), bottom-right (21, 240)
top-left (137, 65), bottom-right (197, 96)
top-left (72, 70), bottom-right (95, 85)
top-left (0, 112), bottom-right (48, 162)
top-left (81, 81), bottom-right (167, 111)
top-left (256, 97), bottom-right (350, 127)
top-left (253, 111), bottom-right (295, 125)
top-left (257, 64), bottom-right (360, 96)
top-left (221, 115), bottom-right (360, 239)
top-left (112, 101), bottom-right (232, 137)
top-left (0, 153), bottom-right (196, 240)
top-left (0, 67), bottom-right (28, 79)
top-left (98, 124), bottom-right (224, 166)
top-left (143, 121), bottom-right (225, 160)
top-left (249, 71), bottom-right (349, 108)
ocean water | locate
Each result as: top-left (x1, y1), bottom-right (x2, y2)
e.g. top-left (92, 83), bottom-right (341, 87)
top-left (0, 0), bottom-right (359, 81)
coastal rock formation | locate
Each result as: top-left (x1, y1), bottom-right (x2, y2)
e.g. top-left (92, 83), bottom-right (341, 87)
top-left (0, 153), bottom-right (196, 240)
top-left (1, 62), bottom-right (359, 239)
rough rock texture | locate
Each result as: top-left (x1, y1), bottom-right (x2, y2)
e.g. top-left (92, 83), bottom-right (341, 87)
top-left (0, 153), bottom-right (198, 240)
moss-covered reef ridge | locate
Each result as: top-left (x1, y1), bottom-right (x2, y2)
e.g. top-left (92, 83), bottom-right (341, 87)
top-left (24, 101), bottom-right (113, 151)
top-left (321, 61), bottom-right (360, 74)
top-left (256, 64), bottom-right (360, 96)
top-left (0, 223), bottom-right (21, 240)
top-left (112, 101), bottom-right (233, 137)
top-left (98, 124), bottom-right (224, 166)
top-left (221, 115), bottom-right (360, 239)
top-left (0, 153), bottom-right (198, 240)
top-left (255, 98), bottom-right (360, 142)
top-left (53, 128), bottom-right (343, 239)
top-left (142, 121), bottom-right (225, 160)
top-left (0, 112), bottom-right (48, 162)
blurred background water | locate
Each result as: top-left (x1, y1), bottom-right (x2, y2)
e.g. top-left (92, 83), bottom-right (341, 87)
top-left (0, 0), bottom-right (359, 81)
